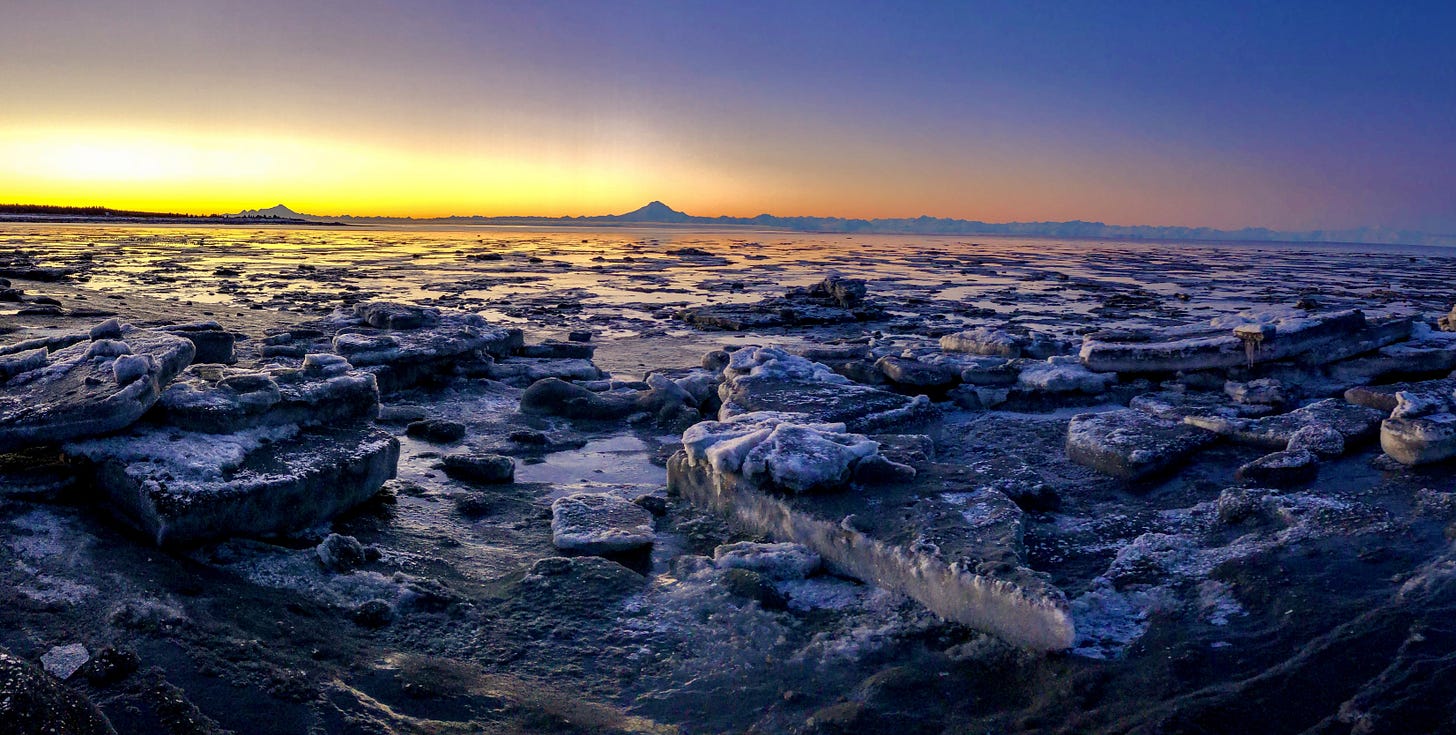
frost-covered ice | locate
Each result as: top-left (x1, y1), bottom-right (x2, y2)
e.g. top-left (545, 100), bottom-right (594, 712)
top-left (714, 542), bottom-right (822, 580)
top-left (551, 493), bottom-right (656, 554)
top-left (1066, 409), bottom-right (1216, 479)
top-left (67, 424), bottom-right (301, 483)
top-left (683, 412), bottom-right (878, 493)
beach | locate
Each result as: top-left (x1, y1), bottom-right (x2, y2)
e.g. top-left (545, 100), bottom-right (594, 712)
top-left (2, 224), bottom-right (1455, 733)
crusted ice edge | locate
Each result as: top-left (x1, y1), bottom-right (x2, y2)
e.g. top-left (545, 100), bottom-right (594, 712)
top-left (667, 450), bottom-right (1074, 652)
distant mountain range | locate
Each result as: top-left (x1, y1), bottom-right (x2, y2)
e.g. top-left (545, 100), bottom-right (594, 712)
top-left (232, 204), bottom-right (307, 219)
top-left (220, 201), bottom-right (1454, 248)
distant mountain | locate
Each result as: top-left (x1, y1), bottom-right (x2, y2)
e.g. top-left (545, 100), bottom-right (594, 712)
top-left (225, 201), bottom-right (1455, 248)
top-left (603, 201), bottom-right (692, 223)
top-left (230, 204), bottom-right (312, 219)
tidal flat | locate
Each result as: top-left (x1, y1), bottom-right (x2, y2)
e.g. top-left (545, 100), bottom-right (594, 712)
top-left (2, 224), bottom-right (1455, 734)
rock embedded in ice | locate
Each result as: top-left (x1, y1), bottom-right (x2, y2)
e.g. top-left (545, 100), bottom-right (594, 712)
top-left (352, 599), bottom-right (393, 628)
top-left (405, 419), bottom-right (466, 443)
top-left (440, 453), bottom-right (515, 484)
top-left (0, 326), bottom-right (194, 452)
top-left (550, 493), bottom-right (655, 555)
top-left (157, 321), bottom-right (236, 364)
top-left (0, 649), bottom-right (114, 734)
top-left (87, 318), bottom-right (122, 340)
top-left (302, 352), bottom-right (350, 377)
top-left (85, 339), bottom-right (131, 358)
top-left (1065, 409), bottom-right (1217, 480)
top-left (875, 351), bottom-right (1014, 390)
top-left (851, 453), bottom-right (918, 484)
top-left (516, 340), bottom-right (595, 359)
top-left (519, 377), bottom-right (636, 420)
top-left (39, 644), bottom-right (90, 680)
top-left (713, 541), bottom-right (821, 580)
top-left (1217, 486), bottom-right (1276, 525)
top-left (806, 274), bottom-right (868, 308)
top-left (676, 276), bottom-right (882, 331)
top-left (959, 356), bottom-right (1022, 386)
top-left (1129, 390), bottom-right (1269, 422)
top-left (1235, 449), bottom-right (1319, 487)
top-left (375, 404), bottom-right (430, 424)
top-left (354, 301), bottom-right (440, 330)
top-left (316, 533), bottom-right (369, 572)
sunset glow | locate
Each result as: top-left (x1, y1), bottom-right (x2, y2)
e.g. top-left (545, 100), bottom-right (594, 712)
top-left (2, 1), bottom-right (1453, 230)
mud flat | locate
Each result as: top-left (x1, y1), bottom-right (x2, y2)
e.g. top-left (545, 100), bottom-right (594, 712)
top-left (2, 226), bottom-right (1456, 734)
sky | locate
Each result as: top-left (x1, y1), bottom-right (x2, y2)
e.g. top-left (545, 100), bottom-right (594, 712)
top-left (1, 0), bottom-right (1453, 231)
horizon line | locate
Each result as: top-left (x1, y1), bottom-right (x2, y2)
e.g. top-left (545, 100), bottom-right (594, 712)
top-left (5, 200), bottom-right (1450, 240)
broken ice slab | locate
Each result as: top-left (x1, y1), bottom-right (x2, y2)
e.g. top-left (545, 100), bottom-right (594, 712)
top-left (66, 424), bottom-right (399, 547)
top-left (0, 327), bottom-right (195, 452)
top-left (717, 347), bottom-right (933, 432)
top-left (1345, 375), bottom-right (1456, 413)
top-left (1016, 357), bottom-right (1115, 394)
top-left (1235, 449), bottom-right (1319, 487)
top-left (481, 357), bottom-right (605, 385)
top-left (1066, 409), bottom-right (1217, 480)
top-left (330, 311), bottom-right (520, 391)
top-left (158, 359), bottom-right (379, 433)
top-left (1326, 330), bottom-right (1456, 386)
top-left (1129, 390), bottom-right (1273, 422)
top-left (939, 327), bottom-right (1024, 358)
top-left (675, 275), bottom-right (883, 331)
top-left (1079, 324), bottom-right (1246, 374)
top-left (550, 493), bottom-right (655, 555)
top-left (1382, 414), bottom-right (1456, 466)
top-left (669, 414), bottom-right (1073, 651)
top-left (156, 321), bottom-right (236, 364)
top-left (1183, 398), bottom-right (1384, 451)
top-left (1379, 388), bottom-right (1456, 466)
top-left (1079, 309), bottom-right (1407, 374)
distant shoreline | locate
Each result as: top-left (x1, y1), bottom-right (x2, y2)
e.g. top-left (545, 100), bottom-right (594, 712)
top-left (0, 214), bottom-right (348, 227)
top-left (2, 202), bottom-right (1452, 249)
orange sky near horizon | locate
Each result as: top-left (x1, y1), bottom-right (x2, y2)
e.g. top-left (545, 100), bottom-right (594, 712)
top-left (0, 122), bottom-right (1305, 225)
